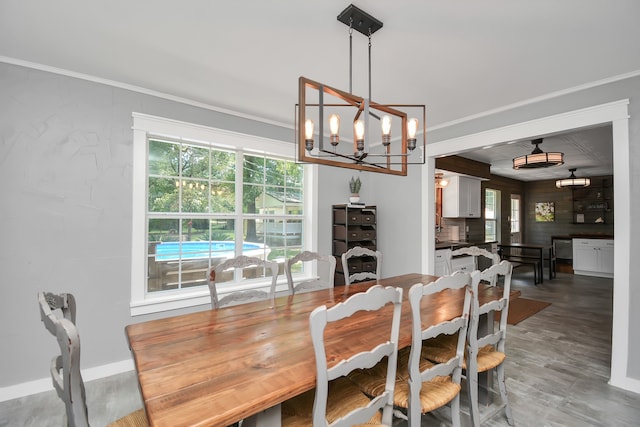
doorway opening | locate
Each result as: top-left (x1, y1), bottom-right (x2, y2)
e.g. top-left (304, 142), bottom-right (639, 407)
top-left (421, 99), bottom-right (631, 391)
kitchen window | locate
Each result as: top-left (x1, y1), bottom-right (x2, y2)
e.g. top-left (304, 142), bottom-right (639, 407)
top-left (511, 196), bottom-right (521, 233)
top-left (485, 189), bottom-right (500, 241)
top-left (131, 113), bottom-right (315, 315)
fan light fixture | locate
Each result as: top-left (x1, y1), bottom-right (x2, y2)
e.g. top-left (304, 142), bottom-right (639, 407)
top-left (296, 4), bottom-right (426, 176)
top-left (556, 168), bottom-right (591, 188)
top-left (512, 138), bottom-right (564, 169)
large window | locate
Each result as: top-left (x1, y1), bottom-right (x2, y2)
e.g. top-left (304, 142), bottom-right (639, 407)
top-left (132, 114), bottom-right (315, 315)
top-left (485, 189), bottom-right (500, 241)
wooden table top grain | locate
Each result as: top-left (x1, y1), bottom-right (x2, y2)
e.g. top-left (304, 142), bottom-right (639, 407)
top-left (125, 273), bottom-right (516, 427)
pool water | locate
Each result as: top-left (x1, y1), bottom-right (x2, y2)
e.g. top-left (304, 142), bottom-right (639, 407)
top-left (154, 241), bottom-right (267, 261)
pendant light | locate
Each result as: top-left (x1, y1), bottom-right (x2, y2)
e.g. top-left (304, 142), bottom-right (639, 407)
top-left (296, 4), bottom-right (426, 176)
top-left (435, 172), bottom-right (449, 188)
top-left (556, 168), bottom-right (591, 188)
top-left (513, 138), bottom-right (564, 169)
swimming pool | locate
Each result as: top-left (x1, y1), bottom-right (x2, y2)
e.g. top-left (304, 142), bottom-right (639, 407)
top-left (154, 241), bottom-right (269, 261)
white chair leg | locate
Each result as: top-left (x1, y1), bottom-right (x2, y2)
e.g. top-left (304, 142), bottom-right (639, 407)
top-left (408, 380), bottom-right (422, 427)
top-left (450, 394), bottom-right (461, 427)
top-left (497, 364), bottom-right (514, 426)
top-left (467, 365), bottom-right (481, 427)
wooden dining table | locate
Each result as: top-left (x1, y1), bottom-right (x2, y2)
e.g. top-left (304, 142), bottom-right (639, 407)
top-left (125, 273), bottom-right (518, 427)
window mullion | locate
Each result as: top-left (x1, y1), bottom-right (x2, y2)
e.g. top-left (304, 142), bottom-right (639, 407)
top-left (234, 150), bottom-right (244, 284)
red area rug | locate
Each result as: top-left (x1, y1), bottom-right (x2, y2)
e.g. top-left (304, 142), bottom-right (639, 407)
top-left (502, 298), bottom-right (551, 325)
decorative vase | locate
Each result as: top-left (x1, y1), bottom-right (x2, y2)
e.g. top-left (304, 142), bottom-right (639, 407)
top-left (349, 195), bottom-right (360, 203)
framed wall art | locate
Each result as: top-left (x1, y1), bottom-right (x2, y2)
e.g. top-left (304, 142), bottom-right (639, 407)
top-left (535, 202), bottom-right (555, 222)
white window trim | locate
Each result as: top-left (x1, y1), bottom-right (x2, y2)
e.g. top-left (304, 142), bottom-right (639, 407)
top-left (131, 113), bottom-right (318, 316)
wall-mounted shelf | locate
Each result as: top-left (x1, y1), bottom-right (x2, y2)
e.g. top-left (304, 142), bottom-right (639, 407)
top-left (571, 178), bottom-right (612, 225)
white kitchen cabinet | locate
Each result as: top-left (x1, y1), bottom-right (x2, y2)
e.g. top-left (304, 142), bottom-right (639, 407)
top-left (434, 249), bottom-right (450, 276)
top-left (572, 238), bottom-right (614, 278)
top-left (442, 175), bottom-right (482, 218)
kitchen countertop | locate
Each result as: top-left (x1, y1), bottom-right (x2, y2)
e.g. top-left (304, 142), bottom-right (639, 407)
top-left (551, 234), bottom-right (614, 240)
top-left (435, 240), bottom-right (497, 250)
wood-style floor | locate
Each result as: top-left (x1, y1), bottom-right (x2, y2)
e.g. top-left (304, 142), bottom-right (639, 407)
top-left (2, 268), bottom-right (639, 426)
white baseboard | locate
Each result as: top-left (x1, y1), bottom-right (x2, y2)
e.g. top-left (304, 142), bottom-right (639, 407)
top-left (610, 375), bottom-right (640, 394)
top-left (0, 359), bottom-right (134, 403)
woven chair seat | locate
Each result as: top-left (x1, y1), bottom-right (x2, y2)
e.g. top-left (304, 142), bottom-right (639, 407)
top-left (282, 377), bottom-right (385, 426)
top-left (393, 377), bottom-right (462, 414)
top-left (422, 333), bottom-right (459, 350)
top-left (421, 333), bottom-right (460, 363)
top-left (349, 346), bottom-right (442, 398)
top-left (476, 347), bottom-right (506, 372)
top-left (422, 342), bottom-right (505, 373)
top-left (107, 409), bottom-right (149, 427)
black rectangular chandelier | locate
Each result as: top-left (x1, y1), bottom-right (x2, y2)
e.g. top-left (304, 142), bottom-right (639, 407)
top-left (295, 4), bottom-right (426, 176)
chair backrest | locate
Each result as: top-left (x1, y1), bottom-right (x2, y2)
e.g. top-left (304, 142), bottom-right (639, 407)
top-left (341, 246), bottom-right (382, 285)
top-left (449, 246), bottom-right (500, 276)
top-left (406, 272), bottom-right (475, 425)
top-left (468, 261), bottom-right (513, 356)
top-left (310, 285), bottom-right (403, 427)
top-left (207, 255), bottom-right (279, 309)
top-left (285, 251), bottom-right (336, 295)
top-left (38, 292), bottom-right (89, 427)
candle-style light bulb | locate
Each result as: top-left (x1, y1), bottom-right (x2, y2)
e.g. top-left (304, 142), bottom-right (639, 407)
top-left (304, 119), bottom-right (314, 151)
top-left (407, 118), bottom-right (419, 151)
top-left (354, 120), bottom-right (365, 155)
top-left (329, 114), bottom-right (340, 146)
top-left (381, 115), bottom-right (392, 146)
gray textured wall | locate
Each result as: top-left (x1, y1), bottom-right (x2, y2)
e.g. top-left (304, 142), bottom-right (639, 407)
top-left (0, 62), bottom-right (293, 387)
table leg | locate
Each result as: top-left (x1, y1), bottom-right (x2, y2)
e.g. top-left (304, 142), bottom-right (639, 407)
top-left (241, 404), bottom-right (281, 427)
top-left (538, 249), bottom-right (544, 284)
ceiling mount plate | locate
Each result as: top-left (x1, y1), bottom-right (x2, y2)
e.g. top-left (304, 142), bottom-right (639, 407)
top-left (337, 4), bottom-right (383, 36)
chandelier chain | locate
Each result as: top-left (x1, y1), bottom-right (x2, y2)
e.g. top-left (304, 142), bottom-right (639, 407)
top-left (368, 29), bottom-right (372, 100)
top-left (349, 18), bottom-right (353, 94)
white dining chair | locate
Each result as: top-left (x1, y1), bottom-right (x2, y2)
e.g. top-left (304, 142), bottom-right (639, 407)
top-left (348, 272), bottom-right (474, 426)
top-left (285, 251), bottom-right (336, 295)
top-left (449, 246), bottom-right (500, 283)
top-left (466, 261), bottom-right (515, 427)
top-left (421, 261), bottom-right (515, 426)
top-left (281, 285), bottom-right (403, 426)
top-left (395, 271), bottom-right (474, 426)
top-left (38, 292), bottom-right (148, 427)
top-left (450, 246), bottom-right (500, 271)
top-left (207, 255), bottom-right (279, 309)
top-left (341, 246), bottom-right (382, 285)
